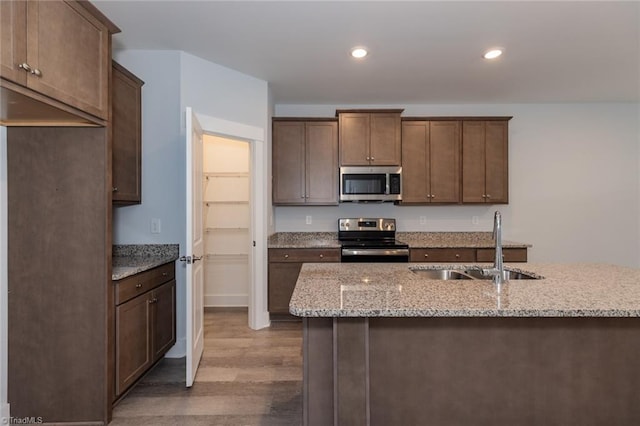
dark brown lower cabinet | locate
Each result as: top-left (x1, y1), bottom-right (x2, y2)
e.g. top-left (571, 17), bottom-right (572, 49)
top-left (410, 247), bottom-right (527, 262)
top-left (114, 263), bottom-right (176, 398)
top-left (268, 248), bottom-right (340, 317)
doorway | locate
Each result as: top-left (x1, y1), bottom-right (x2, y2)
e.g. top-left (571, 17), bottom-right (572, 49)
top-left (202, 135), bottom-right (251, 308)
top-left (188, 110), bottom-right (270, 333)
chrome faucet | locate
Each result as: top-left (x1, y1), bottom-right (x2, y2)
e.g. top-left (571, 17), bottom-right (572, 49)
top-left (483, 211), bottom-right (504, 286)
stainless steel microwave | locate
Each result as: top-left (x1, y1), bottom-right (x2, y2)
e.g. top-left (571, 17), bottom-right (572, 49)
top-left (339, 166), bottom-right (402, 202)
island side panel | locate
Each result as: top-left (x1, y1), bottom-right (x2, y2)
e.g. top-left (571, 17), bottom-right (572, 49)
top-left (368, 317), bottom-right (640, 426)
top-left (336, 318), bottom-right (369, 426)
top-left (303, 318), bottom-right (334, 426)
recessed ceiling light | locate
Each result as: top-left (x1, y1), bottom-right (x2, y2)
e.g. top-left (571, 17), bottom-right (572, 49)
top-left (483, 49), bottom-right (503, 59)
top-left (351, 47), bottom-right (368, 59)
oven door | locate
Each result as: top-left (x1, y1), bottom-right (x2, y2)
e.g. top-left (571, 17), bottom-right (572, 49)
top-left (341, 247), bottom-right (410, 263)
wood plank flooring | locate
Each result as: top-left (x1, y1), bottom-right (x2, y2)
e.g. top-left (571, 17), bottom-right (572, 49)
top-left (110, 308), bottom-right (303, 425)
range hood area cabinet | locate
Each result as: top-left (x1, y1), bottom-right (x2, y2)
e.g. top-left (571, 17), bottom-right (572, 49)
top-left (462, 120), bottom-right (510, 204)
top-left (0, 0), bottom-right (119, 126)
top-left (401, 120), bottom-right (461, 204)
top-left (337, 109), bottom-right (403, 166)
top-left (272, 118), bottom-right (339, 205)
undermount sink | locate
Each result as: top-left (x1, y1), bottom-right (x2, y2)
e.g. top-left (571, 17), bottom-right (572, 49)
top-left (410, 269), bottom-right (473, 280)
top-left (462, 269), bottom-right (540, 280)
top-left (410, 267), bottom-right (542, 281)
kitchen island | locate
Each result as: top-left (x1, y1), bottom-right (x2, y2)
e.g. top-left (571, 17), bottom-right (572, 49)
top-left (290, 263), bottom-right (640, 425)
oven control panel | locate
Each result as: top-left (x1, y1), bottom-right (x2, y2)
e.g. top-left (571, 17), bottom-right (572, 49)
top-left (338, 218), bottom-right (396, 232)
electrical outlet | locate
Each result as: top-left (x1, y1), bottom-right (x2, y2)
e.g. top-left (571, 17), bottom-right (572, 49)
top-left (472, 216), bottom-right (479, 225)
top-left (305, 215), bottom-right (312, 225)
top-left (419, 216), bottom-right (427, 225)
top-left (151, 218), bottom-right (161, 234)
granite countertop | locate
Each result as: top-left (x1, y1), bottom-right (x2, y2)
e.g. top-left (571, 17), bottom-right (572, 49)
top-left (268, 232), bottom-right (341, 248)
top-left (289, 262), bottom-right (640, 318)
top-left (112, 244), bottom-right (180, 280)
top-left (267, 232), bottom-right (529, 249)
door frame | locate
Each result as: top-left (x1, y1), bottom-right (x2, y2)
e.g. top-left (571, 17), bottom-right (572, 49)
top-left (195, 112), bottom-right (269, 330)
top-left (0, 127), bottom-right (9, 420)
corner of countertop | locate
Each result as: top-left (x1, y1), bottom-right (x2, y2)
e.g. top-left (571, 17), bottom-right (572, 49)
top-left (112, 243), bottom-right (180, 280)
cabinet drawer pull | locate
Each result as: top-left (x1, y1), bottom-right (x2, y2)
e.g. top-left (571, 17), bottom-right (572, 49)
top-left (162, 272), bottom-right (168, 276)
top-left (284, 254), bottom-right (289, 259)
top-left (424, 254), bottom-right (429, 258)
top-left (113, 187), bottom-right (119, 192)
top-left (136, 283), bottom-right (142, 288)
top-left (319, 254), bottom-right (324, 259)
top-left (455, 254), bottom-right (460, 258)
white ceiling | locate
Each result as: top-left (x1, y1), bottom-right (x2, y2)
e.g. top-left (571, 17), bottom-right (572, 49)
top-left (94, 0), bottom-right (640, 105)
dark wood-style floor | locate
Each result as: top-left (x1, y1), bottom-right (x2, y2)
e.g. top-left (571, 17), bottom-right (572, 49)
top-left (110, 308), bottom-right (303, 425)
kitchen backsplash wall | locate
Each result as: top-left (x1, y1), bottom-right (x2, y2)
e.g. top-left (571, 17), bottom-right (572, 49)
top-left (274, 204), bottom-right (497, 232)
top-left (273, 102), bottom-right (640, 268)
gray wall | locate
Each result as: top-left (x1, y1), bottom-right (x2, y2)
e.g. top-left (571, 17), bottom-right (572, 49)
top-left (112, 50), bottom-right (271, 353)
top-left (274, 103), bottom-right (640, 268)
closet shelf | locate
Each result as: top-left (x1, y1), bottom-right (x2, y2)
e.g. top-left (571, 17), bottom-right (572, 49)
top-left (204, 201), bottom-right (249, 206)
top-left (205, 253), bottom-right (248, 260)
top-left (204, 172), bottom-right (249, 179)
top-left (206, 227), bottom-right (248, 232)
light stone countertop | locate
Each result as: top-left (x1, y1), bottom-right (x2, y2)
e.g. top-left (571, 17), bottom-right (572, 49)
top-left (289, 262), bottom-right (640, 318)
top-left (112, 244), bottom-right (180, 280)
top-left (267, 232), bottom-right (529, 249)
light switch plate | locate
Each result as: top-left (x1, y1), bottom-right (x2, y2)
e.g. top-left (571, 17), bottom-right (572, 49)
top-left (151, 218), bottom-right (161, 234)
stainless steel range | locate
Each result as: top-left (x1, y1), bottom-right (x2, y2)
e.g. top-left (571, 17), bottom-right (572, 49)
top-left (338, 218), bottom-right (409, 262)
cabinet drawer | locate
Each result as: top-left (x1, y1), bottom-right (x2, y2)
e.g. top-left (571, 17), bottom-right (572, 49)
top-left (410, 248), bottom-right (476, 262)
top-left (115, 262), bottom-right (175, 305)
top-left (477, 248), bottom-right (527, 263)
top-left (268, 248), bottom-right (340, 263)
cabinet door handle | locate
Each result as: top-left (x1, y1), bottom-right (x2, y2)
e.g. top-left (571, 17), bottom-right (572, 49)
top-left (162, 272), bottom-right (168, 276)
top-left (113, 187), bottom-right (119, 192)
top-left (136, 283), bottom-right (142, 288)
top-left (31, 68), bottom-right (42, 77)
top-left (370, 157), bottom-right (375, 161)
top-left (486, 194), bottom-right (491, 199)
top-left (18, 63), bottom-right (32, 73)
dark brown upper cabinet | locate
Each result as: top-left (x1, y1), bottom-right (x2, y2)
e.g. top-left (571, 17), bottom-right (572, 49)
top-left (112, 61), bottom-right (144, 205)
top-left (462, 120), bottom-right (510, 204)
top-left (273, 119), bottom-right (339, 205)
top-left (401, 120), bottom-right (461, 204)
top-left (0, 0), bottom-right (118, 126)
top-left (338, 110), bottom-right (402, 166)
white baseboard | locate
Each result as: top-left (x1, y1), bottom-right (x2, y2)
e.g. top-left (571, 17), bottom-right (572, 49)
top-left (164, 337), bottom-right (186, 358)
top-left (204, 294), bottom-right (248, 307)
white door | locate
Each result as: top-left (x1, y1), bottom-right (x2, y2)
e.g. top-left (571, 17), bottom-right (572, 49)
top-left (185, 107), bottom-right (205, 387)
